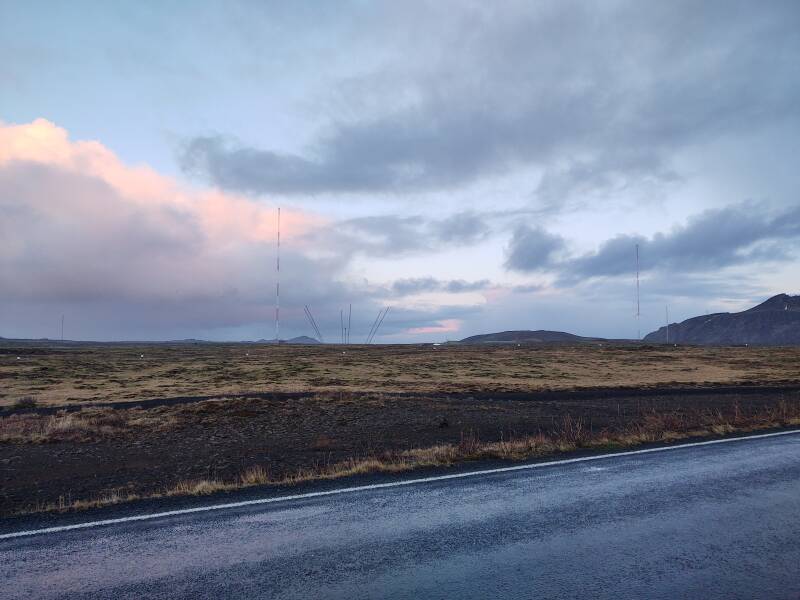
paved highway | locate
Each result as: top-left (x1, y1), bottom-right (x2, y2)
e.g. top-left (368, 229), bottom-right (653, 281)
top-left (2, 431), bottom-right (799, 599)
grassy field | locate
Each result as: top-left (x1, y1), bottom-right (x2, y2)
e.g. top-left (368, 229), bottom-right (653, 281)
top-left (3, 341), bottom-right (800, 407)
top-left (2, 341), bottom-right (800, 516)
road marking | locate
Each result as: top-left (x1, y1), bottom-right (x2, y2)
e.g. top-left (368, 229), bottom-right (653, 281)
top-left (2, 428), bottom-right (798, 541)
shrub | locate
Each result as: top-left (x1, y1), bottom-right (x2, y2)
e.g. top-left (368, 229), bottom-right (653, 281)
top-left (13, 396), bottom-right (38, 409)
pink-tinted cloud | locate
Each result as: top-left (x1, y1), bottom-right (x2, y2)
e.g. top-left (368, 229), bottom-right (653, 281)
top-left (405, 318), bottom-right (463, 335)
top-left (0, 119), bottom-right (334, 306)
top-left (0, 118), bottom-right (322, 245)
top-left (0, 119), bottom-right (485, 340)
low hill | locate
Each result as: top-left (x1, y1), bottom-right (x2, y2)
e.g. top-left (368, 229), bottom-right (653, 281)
top-left (256, 336), bottom-right (321, 345)
top-left (459, 330), bottom-right (604, 344)
top-left (286, 336), bottom-right (321, 344)
top-left (644, 294), bottom-right (800, 345)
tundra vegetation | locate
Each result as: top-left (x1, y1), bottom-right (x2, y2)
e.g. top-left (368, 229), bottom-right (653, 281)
top-left (3, 342), bottom-right (800, 407)
top-left (1, 341), bottom-right (799, 515)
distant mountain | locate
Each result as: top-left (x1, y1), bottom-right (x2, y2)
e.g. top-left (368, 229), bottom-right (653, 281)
top-left (287, 336), bottom-right (321, 344)
top-left (256, 336), bottom-right (321, 345)
top-left (459, 330), bottom-right (604, 344)
top-left (644, 294), bottom-right (800, 345)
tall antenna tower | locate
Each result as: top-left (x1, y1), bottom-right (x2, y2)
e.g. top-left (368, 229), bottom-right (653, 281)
top-left (366, 307), bottom-right (390, 344)
top-left (365, 309), bottom-right (382, 344)
top-left (665, 305), bottom-right (670, 344)
top-left (635, 244), bottom-right (641, 340)
top-left (60, 315), bottom-right (64, 342)
top-left (275, 207), bottom-right (280, 343)
top-left (303, 305), bottom-right (324, 343)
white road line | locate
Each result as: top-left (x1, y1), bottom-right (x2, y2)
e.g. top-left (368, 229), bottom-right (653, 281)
top-left (2, 428), bottom-right (798, 541)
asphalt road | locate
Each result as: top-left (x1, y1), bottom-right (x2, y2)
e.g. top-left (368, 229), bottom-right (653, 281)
top-left (2, 431), bottom-right (800, 599)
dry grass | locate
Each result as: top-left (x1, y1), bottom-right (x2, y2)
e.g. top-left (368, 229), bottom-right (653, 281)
top-left (0, 408), bottom-right (176, 443)
top-left (4, 342), bottom-right (800, 407)
top-left (20, 398), bottom-right (800, 515)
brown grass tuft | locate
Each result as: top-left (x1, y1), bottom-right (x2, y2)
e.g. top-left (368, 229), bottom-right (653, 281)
top-left (0, 408), bottom-right (176, 443)
top-left (240, 465), bottom-right (270, 485)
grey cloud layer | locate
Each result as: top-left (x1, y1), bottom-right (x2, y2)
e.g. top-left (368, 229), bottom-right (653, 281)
top-left (391, 277), bottom-right (491, 296)
top-left (179, 1), bottom-right (800, 203)
top-left (302, 211), bottom-right (489, 257)
top-left (504, 226), bottom-right (565, 272)
top-left (506, 204), bottom-right (800, 282)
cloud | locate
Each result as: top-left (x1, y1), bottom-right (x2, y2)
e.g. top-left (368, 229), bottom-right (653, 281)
top-left (391, 277), bottom-right (491, 296)
top-left (405, 319), bottom-right (463, 336)
top-left (561, 203), bottom-right (800, 281)
top-left (302, 211), bottom-right (490, 258)
top-left (511, 283), bottom-right (546, 294)
top-left (178, 1), bottom-right (800, 207)
top-left (504, 225), bottom-right (565, 272)
top-left (532, 151), bottom-right (681, 213)
top-left (431, 212), bottom-right (490, 244)
top-left (0, 119), bottom-right (376, 339)
top-left (0, 119), bottom-right (498, 340)
top-left (504, 203), bottom-right (800, 300)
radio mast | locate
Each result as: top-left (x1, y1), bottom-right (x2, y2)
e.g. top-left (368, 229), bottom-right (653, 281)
top-left (275, 207), bottom-right (280, 343)
top-left (635, 244), bottom-right (641, 340)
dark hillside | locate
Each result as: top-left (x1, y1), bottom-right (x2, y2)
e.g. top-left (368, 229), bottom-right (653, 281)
top-left (644, 294), bottom-right (800, 345)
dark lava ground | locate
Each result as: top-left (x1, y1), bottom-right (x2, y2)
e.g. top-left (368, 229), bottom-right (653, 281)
top-left (2, 387), bottom-right (800, 515)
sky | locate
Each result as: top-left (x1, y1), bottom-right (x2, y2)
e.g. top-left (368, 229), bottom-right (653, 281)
top-left (1, 0), bottom-right (799, 342)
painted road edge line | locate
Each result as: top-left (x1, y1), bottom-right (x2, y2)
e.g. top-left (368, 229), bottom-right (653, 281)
top-left (2, 428), bottom-right (799, 540)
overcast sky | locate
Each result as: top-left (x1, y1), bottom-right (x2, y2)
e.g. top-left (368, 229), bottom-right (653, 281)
top-left (2, 0), bottom-right (799, 342)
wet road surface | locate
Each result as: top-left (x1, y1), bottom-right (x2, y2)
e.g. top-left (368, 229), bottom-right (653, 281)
top-left (2, 431), bottom-right (799, 599)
